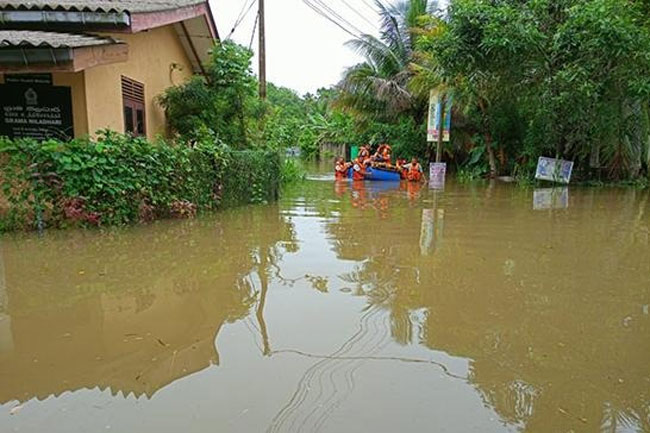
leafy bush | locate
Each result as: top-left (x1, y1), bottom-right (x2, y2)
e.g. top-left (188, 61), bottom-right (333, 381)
top-left (0, 132), bottom-right (280, 231)
top-left (280, 158), bottom-right (306, 184)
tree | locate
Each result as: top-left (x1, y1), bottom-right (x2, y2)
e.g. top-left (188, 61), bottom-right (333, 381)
top-left (159, 41), bottom-right (261, 147)
top-left (337, 0), bottom-right (439, 121)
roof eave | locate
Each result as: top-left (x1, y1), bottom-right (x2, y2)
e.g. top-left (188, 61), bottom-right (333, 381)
top-left (129, 3), bottom-right (214, 34)
top-left (0, 43), bottom-right (128, 73)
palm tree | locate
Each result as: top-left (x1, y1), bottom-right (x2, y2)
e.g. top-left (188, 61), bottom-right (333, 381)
top-left (336, 0), bottom-right (439, 120)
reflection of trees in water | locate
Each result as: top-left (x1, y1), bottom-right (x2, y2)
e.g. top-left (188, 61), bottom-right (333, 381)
top-left (321, 182), bottom-right (650, 432)
top-left (0, 204), bottom-right (297, 402)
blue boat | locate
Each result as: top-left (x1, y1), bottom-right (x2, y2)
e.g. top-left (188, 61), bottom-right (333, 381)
top-left (347, 166), bottom-right (401, 181)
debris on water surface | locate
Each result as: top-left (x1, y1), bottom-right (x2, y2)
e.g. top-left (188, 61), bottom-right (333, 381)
top-left (10, 404), bottom-right (23, 415)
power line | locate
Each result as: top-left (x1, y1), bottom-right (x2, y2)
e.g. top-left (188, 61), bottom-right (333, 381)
top-left (360, 0), bottom-right (380, 13)
top-left (226, 0), bottom-right (258, 40)
top-left (249, 10), bottom-right (259, 50)
top-left (337, 0), bottom-right (378, 28)
top-left (311, 0), bottom-right (366, 35)
top-left (302, 0), bottom-right (361, 38)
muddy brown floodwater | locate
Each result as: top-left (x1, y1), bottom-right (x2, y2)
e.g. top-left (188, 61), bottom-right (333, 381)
top-left (0, 175), bottom-right (649, 433)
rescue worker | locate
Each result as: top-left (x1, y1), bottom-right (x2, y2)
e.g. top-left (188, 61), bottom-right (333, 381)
top-left (334, 157), bottom-right (350, 180)
top-left (396, 158), bottom-right (408, 179)
top-left (352, 157), bottom-right (367, 181)
top-left (405, 157), bottom-right (423, 182)
top-left (358, 145), bottom-right (371, 163)
top-left (372, 144), bottom-right (392, 165)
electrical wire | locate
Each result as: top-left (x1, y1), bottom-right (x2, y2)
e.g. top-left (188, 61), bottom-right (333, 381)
top-left (302, 0), bottom-right (361, 38)
top-left (337, 0), bottom-right (378, 28)
top-left (226, 0), bottom-right (258, 40)
top-left (360, 0), bottom-right (380, 13)
top-left (310, 0), bottom-right (366, 35)
top-left (249, 9), bottom-right (259, 50)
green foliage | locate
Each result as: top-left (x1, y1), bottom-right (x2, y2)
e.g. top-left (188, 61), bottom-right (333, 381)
top-left (409, 0), bottom-right (650, 181)
top-left (280, 158), bottom-right (307, 184)
top-left (221, 149), bottom-right (280, 206)
top-left (159, 40), bottom-right (262, 147)
top-left (0, 132), bottom-right (280, 231)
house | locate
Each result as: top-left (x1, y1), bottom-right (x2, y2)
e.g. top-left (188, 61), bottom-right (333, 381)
top-left (0, 0), bottom-right (219, 141)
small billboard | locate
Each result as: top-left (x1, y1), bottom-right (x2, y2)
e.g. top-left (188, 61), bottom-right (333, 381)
top-left (429, 163), bottom-right (446, 190)
top-left (535, 157), bottom-right (574, 184)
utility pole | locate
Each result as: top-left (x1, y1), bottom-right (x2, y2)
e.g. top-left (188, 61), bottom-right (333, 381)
top-left (258, 0), bottom-right (267, 99)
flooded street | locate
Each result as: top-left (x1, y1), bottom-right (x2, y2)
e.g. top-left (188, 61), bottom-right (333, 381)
top-left (0, 176), bottom-right (649, 433)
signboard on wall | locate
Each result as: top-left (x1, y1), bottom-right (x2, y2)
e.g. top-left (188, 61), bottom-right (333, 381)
top-left (5, 74), bottom-right (53, 85)
top-left (0, 84), bottom-right (74, 141)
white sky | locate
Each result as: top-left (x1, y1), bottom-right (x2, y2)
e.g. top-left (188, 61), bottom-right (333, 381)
top-left (210, 0), bottom-right (382, 95)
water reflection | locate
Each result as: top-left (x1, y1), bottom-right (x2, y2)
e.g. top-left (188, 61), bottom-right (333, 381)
top-left (0, 206), bottom-right (296, 403)
top-left (0, 180), bottom-right (648, 433)
top-left (533, 187), bottom-right (569, 210)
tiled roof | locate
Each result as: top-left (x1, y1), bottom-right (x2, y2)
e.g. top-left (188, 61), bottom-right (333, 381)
top-left (0, 30), bottom-right (122, 48)
top-left (0, 0), bottom-right (205, 13)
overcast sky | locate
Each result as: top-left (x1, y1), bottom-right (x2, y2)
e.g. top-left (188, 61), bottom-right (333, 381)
top-left (210, 0), bottom-right (382, 95)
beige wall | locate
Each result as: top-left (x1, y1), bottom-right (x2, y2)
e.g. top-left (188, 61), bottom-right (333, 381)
top-left (85, 25), bottom-right (195, 140)
top-left (53, 72), bottom-right (89, 137)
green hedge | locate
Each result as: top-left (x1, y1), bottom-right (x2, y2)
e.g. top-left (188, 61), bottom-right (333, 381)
top-left (0, 131), bottom-right (280, 231)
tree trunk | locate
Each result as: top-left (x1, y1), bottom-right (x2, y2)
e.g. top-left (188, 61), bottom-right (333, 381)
top-left (485, 132), bottom-right (497, 178)
top-left (478, 98), bottom-right (497, 178)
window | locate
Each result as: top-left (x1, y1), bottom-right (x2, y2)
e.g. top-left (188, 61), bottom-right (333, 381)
top-left (121, 76), bottom-right (145, 136)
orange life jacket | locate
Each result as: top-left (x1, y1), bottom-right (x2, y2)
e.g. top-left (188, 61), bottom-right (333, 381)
top-left (407, 163), bottom-right (422, 182)
top-left (352, 160), bottom-right (366, 181)
top-left (335, 162), bottom-right (347, 180)
top-left (358, 147), bottom-right (369, 157)
top-left (381, 149), bottom-right (391, 164)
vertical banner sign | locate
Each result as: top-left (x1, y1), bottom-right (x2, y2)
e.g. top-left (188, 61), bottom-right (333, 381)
top-left (427, 90), bottom-right (440, 142)
top-left (442, 97), bottom-right (451, 142)
top-left (0, 84), bottom-right (74, 141)
top-left (426, 91), bottom-right (452, 142)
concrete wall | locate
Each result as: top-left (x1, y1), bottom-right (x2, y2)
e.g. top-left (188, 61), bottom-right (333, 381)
top-left (85, 25), bottom-right (195, 140)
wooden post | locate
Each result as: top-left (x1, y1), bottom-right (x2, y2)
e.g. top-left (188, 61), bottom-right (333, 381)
top-left (258, 0), bottom-right (267, 100)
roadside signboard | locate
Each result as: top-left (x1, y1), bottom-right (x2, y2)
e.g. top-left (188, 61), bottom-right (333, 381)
top-left (429, 162), bottom-right (446, 189)
top-left (535, 157), bottom-right (574, 184)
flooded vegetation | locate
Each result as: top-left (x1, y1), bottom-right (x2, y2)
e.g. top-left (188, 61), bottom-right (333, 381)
top-left (0, 177), bottom-right (649, 433)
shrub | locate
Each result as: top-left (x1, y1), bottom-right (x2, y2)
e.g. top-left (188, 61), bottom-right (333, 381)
top-left (0, 132), bottom-right (280, 231)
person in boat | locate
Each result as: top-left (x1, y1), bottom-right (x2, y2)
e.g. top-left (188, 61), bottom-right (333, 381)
top-left (404, 157), bottom-right (424, 182)
top-left (358, 145), bottom-right (371, 163)
top-left (351, 157), bottom-right (368, 181)
top-left (373, 144), bottom-right (392, 165)
top-left (334, 157), bottom-right (351, 180)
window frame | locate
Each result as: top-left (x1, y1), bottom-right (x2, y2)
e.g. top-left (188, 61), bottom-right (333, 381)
top-left (121, 76), bottom-right (146, 137)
